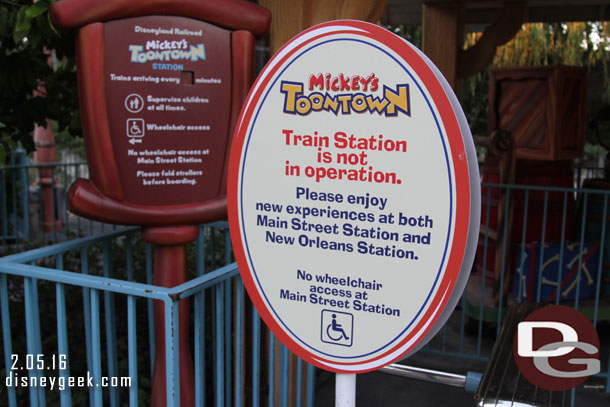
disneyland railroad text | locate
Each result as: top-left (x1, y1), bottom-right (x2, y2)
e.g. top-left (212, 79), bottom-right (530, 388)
top-left (133, 25), bottom-right (203, 37)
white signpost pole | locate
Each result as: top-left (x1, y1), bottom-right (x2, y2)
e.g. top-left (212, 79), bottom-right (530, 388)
top-left (335, 373), bottom-right (357, 406)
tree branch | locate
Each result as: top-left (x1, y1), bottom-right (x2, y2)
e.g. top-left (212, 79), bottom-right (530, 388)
top-left (459, 2), bottom-right (528, 79)
top-left (0, 0), bottom-right (22, 8)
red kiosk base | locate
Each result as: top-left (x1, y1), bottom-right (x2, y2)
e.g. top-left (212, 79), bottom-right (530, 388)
top-left (50, 0), bottom-right (270, 405)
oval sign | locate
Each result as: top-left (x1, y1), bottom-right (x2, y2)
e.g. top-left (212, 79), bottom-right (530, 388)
top-left (228, 20), bottom-right (480, 373)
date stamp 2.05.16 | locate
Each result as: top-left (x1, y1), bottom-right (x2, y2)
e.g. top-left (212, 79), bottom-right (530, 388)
top-left (6, 353), bottom-right (131, 391)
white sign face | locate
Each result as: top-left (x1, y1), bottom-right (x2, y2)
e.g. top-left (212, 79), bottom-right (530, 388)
top-left (228, 21), bottom-right (479, 373)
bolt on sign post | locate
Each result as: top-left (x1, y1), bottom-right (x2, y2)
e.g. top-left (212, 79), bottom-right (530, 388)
top-left (49, 0), bottom-right (270, 406)
top-left (228, 21), bottom-right (480, 404)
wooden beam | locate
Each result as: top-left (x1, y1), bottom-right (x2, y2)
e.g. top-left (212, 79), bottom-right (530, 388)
top-left (260, 0), bottom-right (389, 55)
top-left (459, 2), bottom-right (527, 79)
top-left (422, 2), bottom-right (462, 90)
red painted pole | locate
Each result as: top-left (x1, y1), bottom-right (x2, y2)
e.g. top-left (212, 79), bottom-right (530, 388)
top-left (33, 120), bottom-right (62, 232)
top-left (142, 226), bottom-right (198, 407)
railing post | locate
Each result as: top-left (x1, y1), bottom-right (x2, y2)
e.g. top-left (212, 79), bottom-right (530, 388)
top-left (0, 272), bottom-right (17, 406)
top-left (102, 240), bottom-right (120, 407)
top-left (194, 227), bottom-right (206, 407)
top-left (126, 235), bottom-right (139, 406)
top-left (90, 288), bottom-right (103, 407)
top-left (165, 299), bottom-right (181, 407)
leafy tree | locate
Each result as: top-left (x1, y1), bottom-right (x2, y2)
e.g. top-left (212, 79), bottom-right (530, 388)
top-left (492, 22), bottom-right (610, 75)
top-left (0, 0), bottom-right (79, 165)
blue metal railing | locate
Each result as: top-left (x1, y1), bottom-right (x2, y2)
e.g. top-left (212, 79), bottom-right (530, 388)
top-left (2, 156), bottom-right (610, 404)
top-left (0, 161), bottom-right (118, 248)
top-left (0, 223), bottom-right (317, 406)
top-left (0, 157), bottom-right (31, 245)
top-left (420, 181), bottom-right (610, 399)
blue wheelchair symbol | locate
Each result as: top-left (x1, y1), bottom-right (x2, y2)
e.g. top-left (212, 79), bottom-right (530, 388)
top-left (327, 314), bottom-right (350, 341)
top-left (321, 310), bottom-right (353, 347)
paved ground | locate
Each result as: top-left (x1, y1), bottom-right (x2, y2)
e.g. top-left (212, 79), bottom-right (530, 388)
top-left (314, 349), bottom-right (483, 407)
top-left (315, 364), bottom-right (610, 406)
top-left (315, 368), bottom-right (477, 406)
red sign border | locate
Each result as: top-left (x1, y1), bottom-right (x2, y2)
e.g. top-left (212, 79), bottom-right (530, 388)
top-left (228, 20), bottom-right (473, 373)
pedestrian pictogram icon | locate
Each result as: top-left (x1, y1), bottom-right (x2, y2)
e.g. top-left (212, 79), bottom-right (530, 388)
top-left (127, 118), bottom-right (145, 138)
top-left (125, 93), bottom-right (144, 113)
top-left (321, 310), bottom-right (353, 347)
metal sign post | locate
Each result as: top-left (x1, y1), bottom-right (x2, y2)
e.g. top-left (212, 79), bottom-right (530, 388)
top-left (336, 373), bottom-right (357, 406)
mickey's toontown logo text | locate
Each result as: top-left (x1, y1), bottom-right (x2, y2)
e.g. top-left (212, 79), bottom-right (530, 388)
top-left (129, 39), bottom-right (206, 63)
top-left (280, 73), bottom-right (410, 117)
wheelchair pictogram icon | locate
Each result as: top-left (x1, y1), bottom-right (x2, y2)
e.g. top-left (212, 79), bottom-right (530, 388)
top-left (321, 309), bottom-right (353, 347)
top-left (126, 118), bottom-right (145, 138)
top-left (327, 314), bottom-right (350, 340)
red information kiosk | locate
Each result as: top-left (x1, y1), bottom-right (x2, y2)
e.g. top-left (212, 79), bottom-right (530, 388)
top-left (49, 0), bottom-right (270, 405)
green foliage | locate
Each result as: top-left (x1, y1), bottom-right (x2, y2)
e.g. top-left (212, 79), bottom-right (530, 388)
top-left (53, 120), bottom-right (85, 160)
top-left (388, 24), bottom-right (422, 49)
top-left (460, 69), bottom-right (489, 140)
top-left (583, 142), bottom-right (607, 163)
top-left (492, 22), bottom-right (610, 102)
top-left (0, 0), bottom-right (79, 166)
top-left (0, 131), bottom-right (18, 166)
top-left (493, 22), bottom-right (608, 68)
